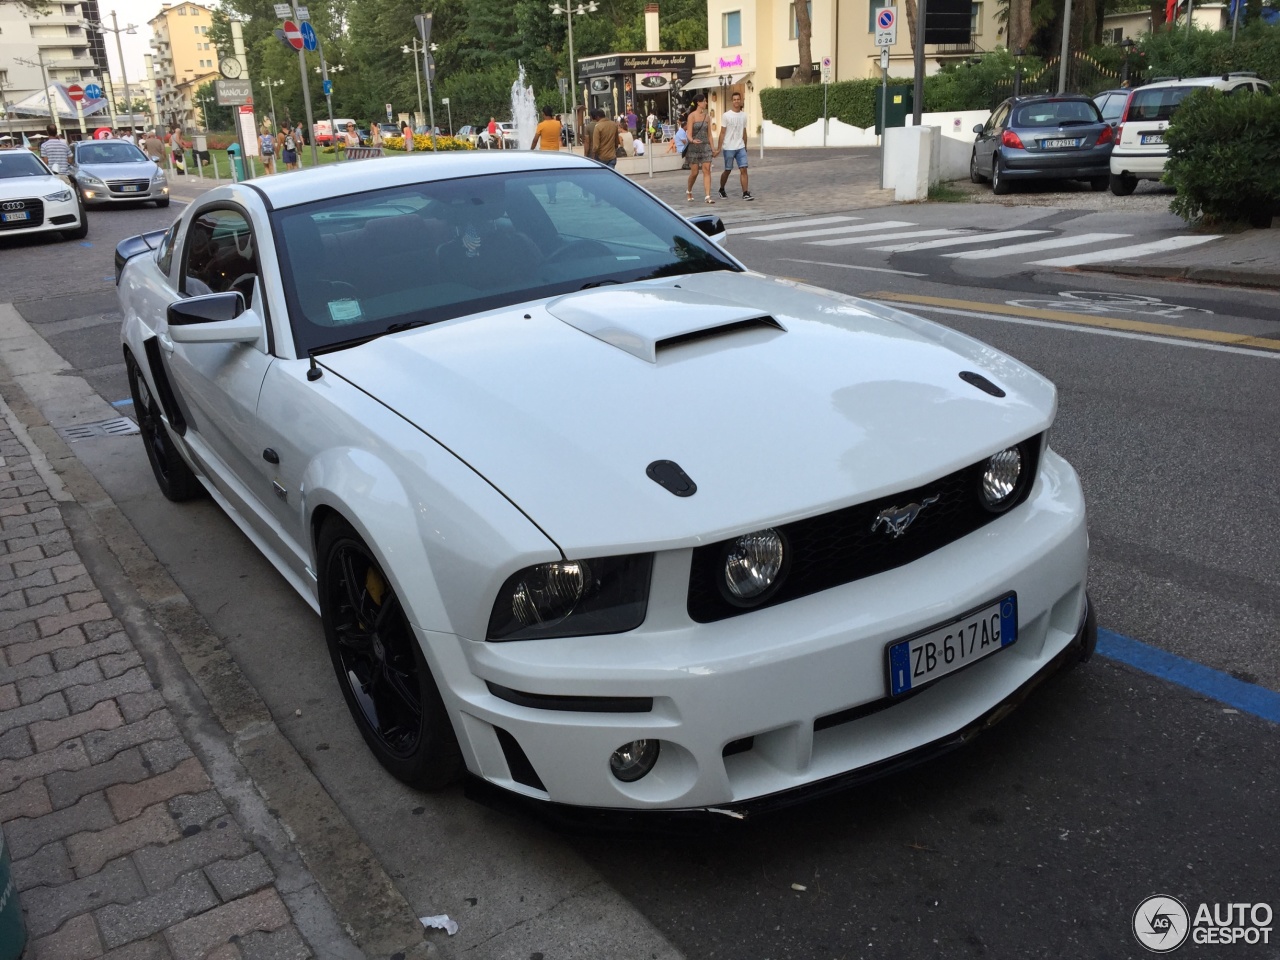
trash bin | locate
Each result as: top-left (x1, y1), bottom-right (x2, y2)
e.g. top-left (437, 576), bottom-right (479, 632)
top-left (875, 85), bottom-right (914, 135)
top-left (0, 831), bottom-right (27, 960)
top-left (226, 142), bottom-right (245, 182)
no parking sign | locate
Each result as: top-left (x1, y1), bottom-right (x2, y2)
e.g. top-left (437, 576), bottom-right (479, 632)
top-left (875, 7), bottom-right (898, 45)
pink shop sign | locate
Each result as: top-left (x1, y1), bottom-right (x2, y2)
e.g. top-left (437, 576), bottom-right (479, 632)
top-left (718, 55), bottom-right (744, 69)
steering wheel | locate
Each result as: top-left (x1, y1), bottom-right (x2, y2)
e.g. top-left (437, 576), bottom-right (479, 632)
top-left (546, 238), bottom-right (612, 263)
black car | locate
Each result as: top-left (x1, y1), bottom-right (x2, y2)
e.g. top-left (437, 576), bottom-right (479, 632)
top-left (970, 94), bottom-right (1116, 195)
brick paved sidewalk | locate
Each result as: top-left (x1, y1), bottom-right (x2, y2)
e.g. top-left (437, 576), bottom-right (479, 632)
top-left (0, 418), bottom-right (311, 959)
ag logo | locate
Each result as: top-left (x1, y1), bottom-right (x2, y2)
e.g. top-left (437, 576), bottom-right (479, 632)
top-left (1134, 895), bottom-right (1190, 953)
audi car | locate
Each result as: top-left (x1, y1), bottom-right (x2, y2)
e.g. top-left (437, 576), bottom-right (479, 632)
top-left (115, 152), bottom-right (1093, 814)
top-left (68, 138), bottom-right (169, 208)
top-left (0, 149), bottom-right (87, 242)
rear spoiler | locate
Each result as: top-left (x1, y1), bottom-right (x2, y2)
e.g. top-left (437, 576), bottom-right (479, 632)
top-left (114, 229), bottom-right (167, 284)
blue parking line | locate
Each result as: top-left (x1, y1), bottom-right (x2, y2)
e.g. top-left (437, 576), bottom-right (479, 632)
top-left (1097, 628), bottom-right (1280, 724)
top-left (110, 398), bottom-right (133, 407)
top-left (80, 241), bottom-right (93, 246)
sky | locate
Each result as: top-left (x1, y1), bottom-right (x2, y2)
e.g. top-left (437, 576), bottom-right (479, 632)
top-left (97, 0), bottom-right (181, 87)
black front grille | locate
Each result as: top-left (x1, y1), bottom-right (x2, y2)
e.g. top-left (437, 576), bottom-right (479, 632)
top-left (107, 180), bottom-right (151, 194)
top-left (687, 435), bottom-right (1043, 623)
top-left (0, 198), bottom-right (44, 231)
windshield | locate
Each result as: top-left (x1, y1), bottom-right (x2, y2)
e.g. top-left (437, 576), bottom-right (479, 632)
top-left (1012, 100), bottom-right (1103, 127)
top-left (1127, 86), bottom-right (1195, 122)
top-left (272, 168), bottom-right (739, 355)
top-left (76, 141), bottom-right (147, 163)
top-left (0, 152), bottom-right (51, 179)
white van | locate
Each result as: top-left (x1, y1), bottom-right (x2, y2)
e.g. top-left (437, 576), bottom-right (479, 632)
top-left (313, 118), bottom-right (357, 147)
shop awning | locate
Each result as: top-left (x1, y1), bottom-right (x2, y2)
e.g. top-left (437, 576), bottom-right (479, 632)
top-left (681, 72), bottom-right (752, 91)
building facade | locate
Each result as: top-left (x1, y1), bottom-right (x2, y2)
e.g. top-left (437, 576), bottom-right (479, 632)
top-left (702, 0), bottom-right (1004, 129)
top-left (148, 1), bottom-right (218, 131)
top-left (0, 0), bottom-right (110, 105)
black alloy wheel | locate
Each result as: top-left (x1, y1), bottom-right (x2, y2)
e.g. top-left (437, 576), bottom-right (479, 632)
top-left (318, 518), bottom-right (462, 789)
top-left (126, 353), bottom-right (202, 501)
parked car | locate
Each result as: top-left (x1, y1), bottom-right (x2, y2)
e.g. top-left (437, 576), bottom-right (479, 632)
top-left (1092, 88), bottom-right (1131, 125)
top-left (378, 123), bottom-right (400, 140)
top-left (0, 148), bottom-right (87, 241)
top-left (971, 94), bottom-right (1114, 195)
top-left (68, 138), bottom-right (169, 208)
top-left (114, 153), bottom-right (1093, 813)
top-left (1108, 73), bottom-right (1273, 196)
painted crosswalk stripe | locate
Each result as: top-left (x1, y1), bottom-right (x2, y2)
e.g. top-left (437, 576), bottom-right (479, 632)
top-left (870, 229), bottom-right (1051, 252)
top-left (945, 232), bottom-right (1131, 260)
top-left (808, 228), bottom-right (968, 247)
top-left (1030, 234), bottom-right (1222, 266)
top-left (752, 221), bottom-right (916, 242)
top-left (728, 216), bottom-right (860, 235)
top-left (754, 220), bottom-right (920, 243)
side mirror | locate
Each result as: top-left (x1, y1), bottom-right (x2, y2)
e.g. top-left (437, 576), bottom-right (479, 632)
top-left (167, 292), bottom-right (260, 344)
top-left (972, 123), bottom-right (985, 134)
top-left (689, 213), bottom-right (726, 243)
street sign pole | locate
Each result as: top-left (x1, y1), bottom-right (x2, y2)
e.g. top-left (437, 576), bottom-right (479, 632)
top-left (912, 0), bottom-right (925, 125)
top-left (316, 37), bottom-right (336, 159)
top-left (230, 19), bottom-right (251, 179)
top-left (291, 2), bottom-right (319, 165)
top-left (415, 13), bottom-right (437, 152)
top-left (880, 47), bottom-right (889, 188)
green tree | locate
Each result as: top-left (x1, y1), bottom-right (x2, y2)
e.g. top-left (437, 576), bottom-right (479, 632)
top-left (193, 80), bottom-right (234, 130)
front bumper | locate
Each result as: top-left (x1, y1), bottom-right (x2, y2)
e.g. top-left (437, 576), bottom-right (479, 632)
top-left (80, 180), bottom-right (168, 205)
top-left (429, 449), bottom-right (1091, 812)
top-left (0, 193), bottom-right (81, 238)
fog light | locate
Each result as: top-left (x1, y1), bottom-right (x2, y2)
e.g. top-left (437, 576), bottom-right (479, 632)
top-left (610, 739), bottom-right (660, 782)
top-left (981, 446), bottom-right (1022, 510)
top-left (723, 528), bottom-right (785, 602)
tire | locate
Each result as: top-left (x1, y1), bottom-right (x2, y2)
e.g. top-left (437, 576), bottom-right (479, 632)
top-left (60, 199), bottom-right (88, 241)
top-left (155, 197), bottom-right (170, 208)
top-left (126, 352), bottom-right (203, 501)
top-left (991, 156), bottom-right (1011, 195)
top-left (969, 149), bottom-right (986, 184)
top-left (318, 517), bottom-right (463, 790)
top-left (1109, 173), bottom-right (1137, 196)
top-left (1090, 177), bottom-right (1109, 192)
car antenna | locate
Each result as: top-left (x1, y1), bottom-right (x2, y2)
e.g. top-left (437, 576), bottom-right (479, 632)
top-left (307, 354), bottom-right (323, 381)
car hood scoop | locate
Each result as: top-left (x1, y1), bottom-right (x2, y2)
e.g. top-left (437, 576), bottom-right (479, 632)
top-left (320, 272), bottom-right (1056, 555)
top-left (547, 286), bottom-right (784, 362)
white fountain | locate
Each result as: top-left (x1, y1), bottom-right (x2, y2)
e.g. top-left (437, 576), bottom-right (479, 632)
top-left (510, 63), bottom-right (538, 150)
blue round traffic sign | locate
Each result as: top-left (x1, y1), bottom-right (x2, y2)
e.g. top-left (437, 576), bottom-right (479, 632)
top-left (300, 21), bottom-right (318, 51)
top-left (878, 8), bottom-right (895, 28)
top-left (83, 83), bottom-right (104, 100)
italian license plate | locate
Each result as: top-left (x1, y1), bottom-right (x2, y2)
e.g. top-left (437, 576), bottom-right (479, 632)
top-left (2, 211), bottom-right (29, 222)
top-left (1042, 138), bottom-right (1080, 149)
top-left (1141, 133), bottom-right (1164, 144)
top-left (887, 594), bottom-right (1017, 696)
top-left (120, 185), bottom-right (140, 192)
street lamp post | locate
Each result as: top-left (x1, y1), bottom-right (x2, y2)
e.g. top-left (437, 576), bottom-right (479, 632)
top-left (258, 78), bottom-right (283, 133)
top-left (1119, 38), bottom-right (1136, 86)
top-left (196, 94), bottom-right (213, 131)
top-left (549, 1), bottom-right (597, 151)
top-left (401, 39), bottom-right (425, 124)
top-left (15, 51), bottom-right (59, 135)
top-left (86, 12), bottom-right (139, 130)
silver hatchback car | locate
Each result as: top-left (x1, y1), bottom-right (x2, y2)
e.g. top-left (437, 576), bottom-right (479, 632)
top-left (970, 95), bottom-right (1115, 195)
top-left (69, 139), bottom-right (170, 208)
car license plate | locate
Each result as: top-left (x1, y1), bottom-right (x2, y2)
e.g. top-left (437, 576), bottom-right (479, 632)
top-left (2, 211), bottom-right (29, 222)
top-left (1141, 133), bottom-right (1164, 144)
top-left (887, 594), bottom-right (1017, 696)
top-left (120, 185), bottom-right (140, 192)
top-left (1042, 138), bottom-right (1081, 149)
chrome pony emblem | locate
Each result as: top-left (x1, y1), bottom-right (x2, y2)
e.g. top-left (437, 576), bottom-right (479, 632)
top-left (871, 495), bottom-right (940, 539)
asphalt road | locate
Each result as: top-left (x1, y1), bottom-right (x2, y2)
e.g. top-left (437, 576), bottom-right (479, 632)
top-left (2, 188), bottom-right (1277, 960)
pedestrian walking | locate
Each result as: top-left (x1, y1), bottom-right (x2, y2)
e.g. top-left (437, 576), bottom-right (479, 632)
top-left (401, 121), bottom-right (415, 152)
top-left (716, 90), bottom-right (754, 201)
top-left (370, 121), bottom-right (383, 147)
top-left (487, 116), bottom-right (499, 149)
top-left (281, 127), bottom-right (299, 170)
top-left (590, 109), bottom-right (620, 168)
top-left (530, 105), bottom-right (562, 151)
top-left (38, 125), bottom-right (69, 172)
top-left (144, 129), bottom-right (164, 165)
top-left (259, 124), bottom-right (276, 174)
top-left (583, 111), bottom-right (598, 161)
top-left (170, 128), bottom-right (187, 174)
top-left (684, 94), bottom-right (715, 203)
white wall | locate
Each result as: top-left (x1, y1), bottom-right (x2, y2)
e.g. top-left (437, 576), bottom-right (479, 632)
top-left (761, 108), bottom-right (989, 150)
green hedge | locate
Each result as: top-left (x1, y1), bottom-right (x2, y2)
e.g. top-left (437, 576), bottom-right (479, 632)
top-left (1165, 87), bottom-right (1280, 227)
top-left (759, 79), bottom-right (881, 130)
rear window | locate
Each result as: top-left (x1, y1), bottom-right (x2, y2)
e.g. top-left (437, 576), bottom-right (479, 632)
top-left (1127, 86), bottom-right (1196, 121)
top-left (1012, 100), bottom-right (1103, 127)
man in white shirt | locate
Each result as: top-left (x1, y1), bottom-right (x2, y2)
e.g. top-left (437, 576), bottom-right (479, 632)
top-left (715, 91), bottom-right (753, 201)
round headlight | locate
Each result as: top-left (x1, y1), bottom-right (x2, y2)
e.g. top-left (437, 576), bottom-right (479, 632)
top-left (723, 528), bottom-right (785, 603)
top-left (510, 560), bottom-right (590, 627)
top-left (610, 739), bottom-right (660, 782)
top-left (981, 446), bottom-right (1023, 510)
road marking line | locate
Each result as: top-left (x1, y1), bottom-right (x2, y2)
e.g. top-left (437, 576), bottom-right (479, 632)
top-left (754, 221), bottom-right (916, 242)
top-left (944, 232), bottom-right (1131, 259)
top-left (728, 216), bottom-right (860, 234)
top-left (865, 291), bottom-right (1280, 353)
top-left (782, 259), bottom-right (927, 277)
top-left (870, 229), bottom-right (1051, 252)
top-left (1099, 629), bottom-right (1280, 724)
top-left (1030, 234), bottom-right (1222, 266)
top-left (809, 228), bottom-right (966, 247)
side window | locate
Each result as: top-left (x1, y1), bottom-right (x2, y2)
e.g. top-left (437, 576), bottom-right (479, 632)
top-left (181, 208), bottom-right (260, 300)
top-left (156, 222), bottom-right (178, 276)
top-left (990, 104), bottom-right (1009, 132)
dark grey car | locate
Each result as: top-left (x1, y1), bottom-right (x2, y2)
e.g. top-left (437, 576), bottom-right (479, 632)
top-left (970, 95), bottom-right (1115, 195)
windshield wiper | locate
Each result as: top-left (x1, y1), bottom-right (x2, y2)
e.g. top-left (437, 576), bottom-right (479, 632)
top-left (580, 279), bottom-right (620, 290)
top-left (385, 318), bottom-right (435, 333)
top-left (635, 260), bottom-right (734, 282)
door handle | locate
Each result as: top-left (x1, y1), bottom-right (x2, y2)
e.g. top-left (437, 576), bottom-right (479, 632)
top-left (158, 333), bottom-right (174, 354)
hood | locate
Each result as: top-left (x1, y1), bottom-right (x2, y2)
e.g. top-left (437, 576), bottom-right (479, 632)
top-left (76, 160), bottom-right (160, 180)
top-left (319, 272), bottom-right (1056, 555)
top-left (0, 173), bottom-right (67, 201)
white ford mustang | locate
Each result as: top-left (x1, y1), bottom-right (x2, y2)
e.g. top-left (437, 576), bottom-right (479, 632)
top-left (116, 152), bottom-right (1093, 814)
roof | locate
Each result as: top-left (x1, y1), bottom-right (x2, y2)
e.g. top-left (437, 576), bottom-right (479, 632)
top-left (239, 150), bottom-right (602, 210)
